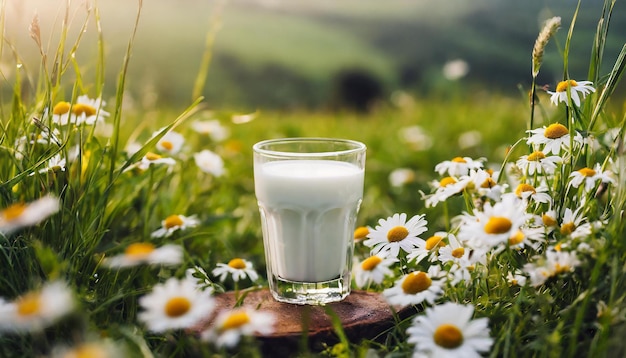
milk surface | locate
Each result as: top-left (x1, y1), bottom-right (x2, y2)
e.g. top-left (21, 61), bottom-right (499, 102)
top-left (255, 160), bottom-right (364, 282)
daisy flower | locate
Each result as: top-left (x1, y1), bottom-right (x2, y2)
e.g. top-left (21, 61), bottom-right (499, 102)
top-left (191, 119), bottom-right (230, 142)
top-left (51, 95), bottom-right (109, 126)
top-left (438, 235), bottom-right (470, 266)
top-left (514, 183), bottom-right (552, 206)
top-left (559, 207), bottom-right (592, 239)
top-left (212, 258), bottom-right (259, 283)
top-left (353, 226), bottom-right (371, 243)
top-left (506, 271), bottom-right (528, 286)
top-left (569, 164), bottom-right (615, 192)
top-left (353, 253), bottom-right (397, 288)
top-left (399, 125), bottom-right (433, 151)
top-left (547, 79), bottom-right (595, 107)
top-left (363, 213), bottom-right (428, 258)
top-left (0, 281), bottom-right (74, 333)
top-left (136, 152), bottom-right (177, 171)
top-left (50, 340), bottom-right (125, 358)
top-left (138, 277), bottom-right (215, 333)
top-left (464, 169), bottom-right (505, 202)
top-left (383, 267), bottom-right (444, 306)
top-left (0, 195), bottom-right (60, 235)
top-left (194, 149), bottom-right (225, 177)
top-left (38, 153), bottom-right (66, 173)
top-left (201, 307), bottom-right (275, 348)
top-left (507, 226), bottom-right (545, 251)
top-left (515, 151), bottom-right (561, 176)
top-left (154, 130), bottom-right (185, 155)
top-left (103, 242), bottom-right (183, 268)
top-left (389, 168), bottom-right (415, 187)
top-left (422, 176), bottom-right (468, 208)
top-left (434, 157), bottom-right (483, 177)
top-left (407, 232), bottom-right (448, 264)
top-left (523, 249), bottom-right (581, 286)
top-left (526, 123), bottom-right (584, 155)
top-left (457, 193), bottom-right (530, 250)
top-left (151, 214), bottom-right (200, 238)
top-left (407, 302), bottom-right (493, 358)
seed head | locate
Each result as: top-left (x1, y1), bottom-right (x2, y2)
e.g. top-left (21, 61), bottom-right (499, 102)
top-left (532, 16), bottom-right (561, 77)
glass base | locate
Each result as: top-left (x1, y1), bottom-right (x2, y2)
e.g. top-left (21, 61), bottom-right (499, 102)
top-left (269, 274), bottom-right (351, 305)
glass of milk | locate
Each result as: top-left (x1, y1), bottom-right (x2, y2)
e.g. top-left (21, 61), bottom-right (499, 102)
top-left (253, 138), bottom-right (366, 305)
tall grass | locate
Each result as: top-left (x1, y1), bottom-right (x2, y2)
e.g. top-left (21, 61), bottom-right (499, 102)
top-left (0, 0), bottom-right (625, 357)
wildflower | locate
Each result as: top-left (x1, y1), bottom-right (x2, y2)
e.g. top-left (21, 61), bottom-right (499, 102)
top-left (526, 123), bottom-right (584, 155)
top-left (507, 226), bottom-right (546, 251)
top-left (154, 130), bottom-right (185, 155)
top-left (389, 168), bottom-right (415, 187)
top-left (514, 183), bottom-right (552, 206)
top-left (231, 111), bottom-right (257, 124)
top-left (407, 232), bottom-right (448, 264)
top-left (422, 176), bottom-right (467, 208)
top-left (383, 267), bottom-right (444, 306)
top-left (438, 235), bottom-right (470, 266)
top-left (457, 130), bottom-right (482, 149)
top-left (191, 119), bottom-right (230, 142)
top-left (138, 277), bottom-right (215, 333)
top-left (363, 213), bottom-right (428, 258)
top-left (201, 307), bottom-right (275, 348)
top-left (39, 153), bottom-right (66, 173)
top-left (353, 253), bottom-right (397, 288)
top-left (434, 156), bottom-right (483, 177)
top-left (559, 208), bottom-right (592, 239)
top-left (532, 16), bottom-right (561, 77)
top-left (0, 281), bottom-right (74, 333)
top-left (523, 249), bottom-right (581, 286)
top-left (50, 340), bottom-right (125, 358)
top-left (547, 80), bottom-right (595, 107)
top-left (507, 271), bottom-right (528, 286)
top-left (407, 302), bottom-right (493, 357)
top-left (353, 226), bottom-right (371, 243)
top-left (464, 169), bottom-right (505, 201)
top-left (399, 125), bottom-right (433, 151)
top-left (103, 242), bottom-right (183, 268)
top-left (457, 193), bottom-right (530, 250)
top-left (51, 95), bottom-right (109, 126)
top-left (194, 149), bottom-right (225, 177)
top-left (516, 150), bottom-right (562, 176)
top-left (136, 152), bottom-right (176, 171)
top-left (569, 164), bottom-right (614, 192)
top-left (442, 59), bottom-right (469, 81)
top-left (212, 258), bottom-right (259, 283)
top-left (0, 195), bottom-right (60, 235)
top-left (151, 214), bottom-right (200, 238)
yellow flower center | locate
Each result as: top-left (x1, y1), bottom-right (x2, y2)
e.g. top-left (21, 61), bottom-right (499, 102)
top-left (16, 293), bottom-right (41, 317)
top-left (480, 177), bottom-right (496, 189)
top-left (354, 226), bottom-right (369, 240)
top-left (560, 222), bottom-right (576, 235)
top-left (160, 140), bottom-right (174, 151)
top-left (387, 226), bottom-right (409, 242)
top-left (508, 231), bottom-right (525, 246)
top-left (425, 235), bottom-right (445, 250)
top-left (439, 176), bottom-right (457, 187)
top-left (221, 311), bottom-right (250, 331)
top-left (164, 215), bottom-right (184, 229)
top-left (145, 152), bottom-right (162, 161)
top-left (52, 101), bottom-right (71, 115)
top-left (555, 79), bottom-right (578, 92)
top-left (543, 123), bottom-right (569, 139)
top-left (515, 183), bottom-right (536, 197)
top-left (554, 263), bottom-right (570, 275)
top-left (361, 256), bottom-right (382, 271)
top-left (451, 247), bottom-right (465, 258)
top-left (401, 271), bottom-right (431, 294)
top-left (451, 157), bottom-right (466, 163)
top-left (555, 242), bottom-right (563, 251)
top-left (484, 217), bottom-right (513, 234)
top-left (433, 323), bottom-right (464, 349)
top-left (124, 242), bottom-right (156, 257)
top-left (542, 214), bottom-right (557, 227)
top-left (72, 103), bottom-right (97, 117)
top-left (72, 343), bottom-right (108, 358)
top-left (578, 167), bottom-right (596, 177)
top-left (228, 258), bottom-right (247, 269)
top-left (526, 151), bottom-right (546, 161)
top-left (2, 202), bottom-right (27, 221)
top-left (164, 296), bottom-right (191, 318)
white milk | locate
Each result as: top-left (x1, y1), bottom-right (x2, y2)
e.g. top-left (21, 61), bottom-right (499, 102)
top-left (255, 159), bottom-right (364, 282)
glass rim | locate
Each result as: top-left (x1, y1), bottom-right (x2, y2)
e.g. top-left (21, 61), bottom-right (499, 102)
top-left (253, 137), bottom-right (366, 157)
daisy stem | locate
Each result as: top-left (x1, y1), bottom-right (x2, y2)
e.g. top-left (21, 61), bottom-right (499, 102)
top-left (529, 76), bottom-right (537, 152)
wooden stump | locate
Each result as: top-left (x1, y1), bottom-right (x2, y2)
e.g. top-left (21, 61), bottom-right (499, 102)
top-left (192, 289), bottom-right (415, 356)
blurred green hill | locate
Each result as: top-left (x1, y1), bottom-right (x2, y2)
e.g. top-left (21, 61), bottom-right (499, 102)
top-left (4, 0), bottom-right (625, 111)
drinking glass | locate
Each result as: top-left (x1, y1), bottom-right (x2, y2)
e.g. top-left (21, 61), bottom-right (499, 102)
top-left (253, 138), bottom-right (366, 305)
